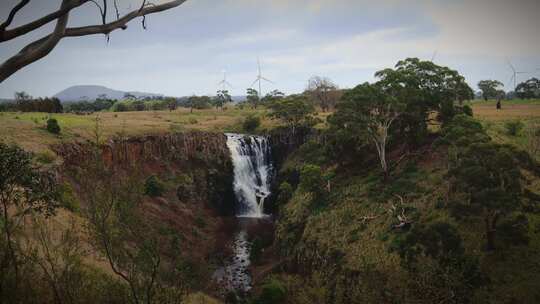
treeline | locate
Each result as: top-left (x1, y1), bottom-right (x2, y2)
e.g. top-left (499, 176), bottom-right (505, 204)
top-left (0, 97), bottom-right (63, 113)
top-left (477, 77), bottom-right (540, 100)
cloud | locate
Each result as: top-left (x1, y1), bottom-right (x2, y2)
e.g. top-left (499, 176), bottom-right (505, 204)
top-left (0, 0), bottom-right (539, 97)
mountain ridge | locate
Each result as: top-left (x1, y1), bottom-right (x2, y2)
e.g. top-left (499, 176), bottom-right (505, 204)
top-left (54, 85), bottom-right (164, 102)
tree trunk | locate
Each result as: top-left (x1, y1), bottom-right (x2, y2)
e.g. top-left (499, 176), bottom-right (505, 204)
top-left (485, 216), bottom-right (497, 251)
top-left (486, 230), bottom-right (496, 252)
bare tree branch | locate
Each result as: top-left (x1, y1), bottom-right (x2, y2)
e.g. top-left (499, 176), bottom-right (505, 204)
top-left (113, 0), bottom-right (120, 19)
top-left (0, 0), bottom-right (188, 83)
top-left (0, 0), bottom-right (89, 42)
top-left (0, 0), bottom-right (70, 82)
top-left (0, 0), bottom-right (31, 31)
top-left (62, 0), bottom-right (186, 37)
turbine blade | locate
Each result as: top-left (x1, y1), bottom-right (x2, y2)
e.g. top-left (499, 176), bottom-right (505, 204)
top-left (225, 81), bottom-right (233, 88)
top-left (261, 77), bottom-right (274, 84)
top-left (506, 58), bottom-right (516, 72)
top-left (251, 79), bottom-right (259, 88)
top-left (508, 74), bottom-right (515, 86)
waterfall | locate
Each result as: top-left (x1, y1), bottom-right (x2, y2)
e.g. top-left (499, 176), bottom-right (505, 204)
top-left (226, 133), bottom-right (273, 218)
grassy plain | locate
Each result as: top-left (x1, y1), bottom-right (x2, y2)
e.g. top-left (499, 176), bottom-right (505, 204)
top-left (0, 99), bottom-right (539, 154)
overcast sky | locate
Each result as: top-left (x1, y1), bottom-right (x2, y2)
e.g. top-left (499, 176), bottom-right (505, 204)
top-left (1, 0), bottom-right (539, 98)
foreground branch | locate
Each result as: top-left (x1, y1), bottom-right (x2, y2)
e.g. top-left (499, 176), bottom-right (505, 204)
top-left (0, 0), bottom-right (187, 83)
top-left (0, 0), bottom-right (89, 42)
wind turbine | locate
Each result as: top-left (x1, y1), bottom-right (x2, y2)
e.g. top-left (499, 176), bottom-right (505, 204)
top-left (431, 50), bottom-right (438, 62)
top-left (251, 57), bottom-right (274, 97)
top-left (506, 58), bottom-right (529, 91)
top-left (218, 70), bottom-right (233, 91)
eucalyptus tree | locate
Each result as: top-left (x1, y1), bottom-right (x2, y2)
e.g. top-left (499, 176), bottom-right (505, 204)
top-left (375, 58), bottom-right (474, 146)
top-left (477, 80), bottom-right (504, 101)
top-left (246, 88), bottom-right (260, 109)
top-left (330, 83), bottom-right (405, 178)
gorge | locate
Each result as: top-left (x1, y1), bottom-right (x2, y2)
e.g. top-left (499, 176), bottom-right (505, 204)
top-left (214, 134), bottom-right (276, 295)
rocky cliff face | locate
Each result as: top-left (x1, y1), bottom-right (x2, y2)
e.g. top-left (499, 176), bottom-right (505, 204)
top-left (55, 131), bottom-right (230, 169)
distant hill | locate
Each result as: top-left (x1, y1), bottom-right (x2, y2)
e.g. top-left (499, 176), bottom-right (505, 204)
top-left (54, 85), bottom-right (163, 102)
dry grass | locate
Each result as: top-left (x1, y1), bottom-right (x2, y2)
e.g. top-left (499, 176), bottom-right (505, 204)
top-left (0, 107), bottom-right (276, 153)
top-left (1, 101), bottom-right (539, 154)
top-left (471, 103), bottom-right (540, 121)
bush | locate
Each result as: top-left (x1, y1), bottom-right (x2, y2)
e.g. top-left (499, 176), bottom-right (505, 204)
top-left (34, 150), bottom-right (56, 164)
top-left (255, 279), bottom-right (287, 304)
top-left (243, 115), bottom-right (261, 132)
top-left (59, 182), bottom-right (80, 212)
top-left (504, 120), bottom-right (524, 136)
top-left (299, 164), bottom-right (324, 194)
top-left (46, 118), bottom-right (61, 134)
top-left (144, 175), bottom-right (165, 197)
top-left (277, 182), bottom-right (293, 205)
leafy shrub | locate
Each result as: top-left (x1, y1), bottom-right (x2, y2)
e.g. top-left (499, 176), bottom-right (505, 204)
top-left (277, 182), bottom-right (293, 205)
top-left (255, 279), bottom-right (287, 304)
top-left (59, 182), bottom-right (80, 212)
top-left (46, 118), bottom-right (61, 134)
top-left (144, 175), bottom-right (165, 197)
top-left (188, 117), bottom-right (198, 124)
top-left (504, 120), bottom-right (524, 136)
top-left (299, 164), bottom-right (324, 194)
top-left (462, 105), bottom-right (473, 116)
top-left (34, 150), bottom-right (56, 164)
top-left (243, 115), bottom-right (261, 132)
top-left (176, 174), bottom-right (195, 202)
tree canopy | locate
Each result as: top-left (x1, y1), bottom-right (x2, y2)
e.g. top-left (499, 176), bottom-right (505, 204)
top-left (477, 80), bottom-right (504, 101)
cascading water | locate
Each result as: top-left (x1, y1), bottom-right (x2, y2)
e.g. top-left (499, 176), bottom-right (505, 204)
top-left (213, 134), bottom-right (274, 295)
top-left (225, 133), bottom-right (273, 218)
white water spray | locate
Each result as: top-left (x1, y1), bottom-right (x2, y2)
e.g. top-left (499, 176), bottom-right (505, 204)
top-left (226, 133), bottom-right (273, 218)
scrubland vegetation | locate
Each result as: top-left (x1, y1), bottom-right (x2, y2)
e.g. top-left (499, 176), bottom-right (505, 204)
top-left (1, 58), bottom-right (540, 303)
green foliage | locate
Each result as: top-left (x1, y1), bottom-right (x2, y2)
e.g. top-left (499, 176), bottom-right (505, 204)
top-left (144, 175), bottom-right (166, 197)
top-left (478, 80), bottom-right (504, 101)
top-left (0, 143), bottom-right (60, 301)
top-left (504, 120), bottom-right (525, 136)
top-left (59, 182), bottom-right (80, 212)
top-left (185, 95), bottom-right (212, 110)
top-left (329, 82), bottom-right (405, 174)
top-left (390, 221), bottom-right (485, 303)
top-left (437, 114), bottom-right (490, 147)
top-left (34, 150), bottom-right (56, 164)
top-left (46, 118), bottom-right (61, 134)
top-left (299, 164), bottom-right (324, 194)
top-left (254, 279), bottom-right (287, 304)
top-left (246, 88), bottom-right (260, 108)
top-left (515, 77), bottom-right (540, 99)
top-left (214, 90), bottom-right (232, 109)
top-left (375, 58), bottom-right (474, 146)
top-left (448, 142), bottom-right (529, 251)
top-left (390, 222), bottom-right (464, 268)
top-left (277, 182), bottom-right (293, 206)
top-left (260, 90), bottom-right (285, 105)
top-left (243, 114), bottom-right (261, 132)
top-left (4, 92), bottom-right (63, 113)
top-left (267, 94), bottom-right (316, 133)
